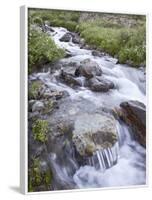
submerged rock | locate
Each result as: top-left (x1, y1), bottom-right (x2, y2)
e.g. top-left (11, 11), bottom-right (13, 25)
top-left (72, 113), bottom-right (118, 156)
top-left (119, 100), bottom-right (146, 147)
top-left (75, 58), bottom-right (102, 78)
top-left (60, 69), bottom-right (82, 87)
top-left (87, 77), bottom-right (114, 92)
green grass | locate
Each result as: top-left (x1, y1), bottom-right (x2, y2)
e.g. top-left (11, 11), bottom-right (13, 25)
top-left (32, 119), bottom-right (49, 142)
top-left (77, 21), bottom-right (146, 67)
top-left (28, 9), bottom-right (146, 67)
top-left (28, 81), bottom-right (43, 100)
top-left (29, 9), bottom-right (80, 32)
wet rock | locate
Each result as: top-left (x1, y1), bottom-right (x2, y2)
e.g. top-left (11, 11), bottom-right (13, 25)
top-left (28, 100), bottom-right (36, 112)
top-left (87, 77), bottom-right (114, 92)
top-left (72, 34), bottom-right (80, 44)
top-left (72, 113), bottom-right (118, 156)
top-left (75, 58), bottom-right (102, 78)
top-left (32, 101), bottom-right (44, 112)
top-left (120, 100), bottom-right (146, 147)
top-left (65, 50), bottom-right (73, 58)
top-left (92, 50), bottom-right (104, 57)
top-left (60, 33), bottom-right (72, 42)
top-left (60, 69), bottom-right (82, 87)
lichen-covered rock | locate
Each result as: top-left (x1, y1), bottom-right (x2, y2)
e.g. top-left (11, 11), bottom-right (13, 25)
top-left (119, 100), bottom-right (146, 147)
top-left (75, 58), bottom-right (102, 78)
top-left (72, 113), bottom-right (118, 156)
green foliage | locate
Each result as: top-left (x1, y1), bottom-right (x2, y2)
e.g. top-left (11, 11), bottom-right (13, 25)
top-left (28, 81), bottom-right (42, 100)
top-left (28, 158), bottom-right (52, 192)
top-left (32, 119), bottom-right (49, 142)
top-left (28, 28), bottom-right (65, 72)
top-left (77, 21), bottom-right (146, 67)
top-left (28, 8), bottom-right (146, 67)
top-left (28, 9), bottom-right (80, 32)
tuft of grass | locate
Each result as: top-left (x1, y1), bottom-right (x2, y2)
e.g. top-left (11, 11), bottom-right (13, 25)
top-left (32, 119), bottom-right (49, 142)
top-left (28, 81), bottom-right (42, 100)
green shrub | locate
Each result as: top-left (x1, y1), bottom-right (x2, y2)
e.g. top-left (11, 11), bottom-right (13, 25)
top-left (28, 158), bottom-right (52, 192)
top-left (28, 28), bottom-right (65, 73)
top-left (32, 119), bottom-right (49, 142)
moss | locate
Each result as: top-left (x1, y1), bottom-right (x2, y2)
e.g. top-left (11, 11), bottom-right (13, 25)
top-left (32, 119), bottom-right (49, 142)
top-left (28, 158), bottom-right (52, 192)
top-left (28, 81), bottom-right (42, 100)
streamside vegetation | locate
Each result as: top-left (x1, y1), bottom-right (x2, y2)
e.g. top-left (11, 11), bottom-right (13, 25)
top-left (28, 8), bottom-right (146, 68)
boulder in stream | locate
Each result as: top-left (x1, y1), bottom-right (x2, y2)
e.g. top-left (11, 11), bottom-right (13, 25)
top-left (60, 69), bottom-right (82, 87)
top-left (87, 77), bottom-right (114, 92)
top-left (72, 113), bottom-right (118, 156)
top-left (119, 100), bottom-right (146, 147)
top-left (75, 58), bottom-right (102, 78)
top-left (59, 33), bottom-right (72, 42)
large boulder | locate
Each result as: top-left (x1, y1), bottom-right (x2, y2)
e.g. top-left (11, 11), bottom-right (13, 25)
top-left (120, 100), bottom-right (146, 147)
top-left (72, 113), bottom-right (118, 156)
top-left (60, 33), bottom-right (72, 42)
top-left (87, 77), bottom-right (114, 92)
top-left (75, 58), bottom-right (102, 78)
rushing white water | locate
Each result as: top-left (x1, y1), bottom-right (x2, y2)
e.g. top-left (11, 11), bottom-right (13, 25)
top-left (31, 26), bottom-right (146, 189)
top-left (88, 142), bottom-right (119, 172)
top-left (73, 123), bottom-right (146, 188)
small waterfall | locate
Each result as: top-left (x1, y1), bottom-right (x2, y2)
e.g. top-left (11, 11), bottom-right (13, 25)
top-left (88, 142), bottom-right (119, 171)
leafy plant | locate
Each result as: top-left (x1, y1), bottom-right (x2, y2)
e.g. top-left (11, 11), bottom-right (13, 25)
top-left (28, 28), bottom-right (65, 73)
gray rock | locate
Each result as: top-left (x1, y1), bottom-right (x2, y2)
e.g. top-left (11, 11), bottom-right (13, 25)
top-left (88, 77), bottom-right (114, 92)
top-left (32, 101), bottom-right (44, 112)
top-left (92, 50), bottom-right (104, 57)
top-left (75, 58), bottom-right (102, 78)
top-left (120, 100), bottom-right (146, 147)
top-left (60, 69), bottom-right (82, 87)
top-left (72, 113), bottom-right (118, 156)
top-left (60, 33), bottom-right (72, 42)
